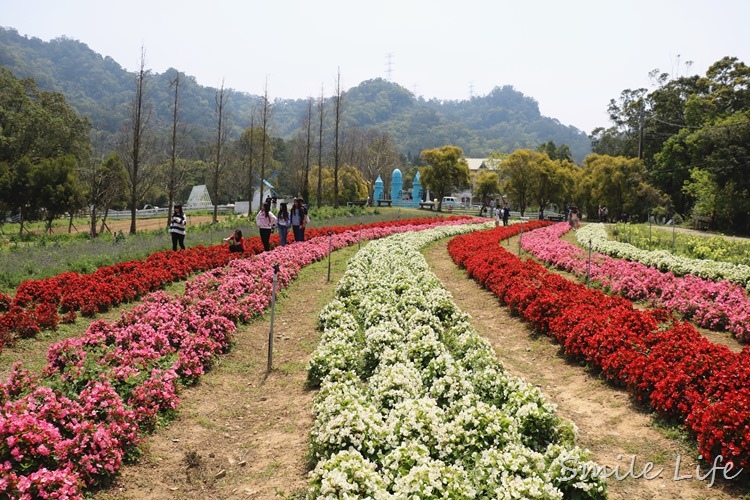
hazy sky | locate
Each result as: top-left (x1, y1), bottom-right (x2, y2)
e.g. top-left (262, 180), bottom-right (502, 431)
top-left (3, 0), bottom-right (748, 134)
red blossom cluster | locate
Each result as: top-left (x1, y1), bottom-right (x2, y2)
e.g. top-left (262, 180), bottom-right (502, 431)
top-left (447, 223), bottom-right (750, 472)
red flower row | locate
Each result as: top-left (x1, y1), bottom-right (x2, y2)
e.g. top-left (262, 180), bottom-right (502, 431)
top-left (447, 223), bottom-right (750, 471)
top-left (0, 217), bottom-right (469, 353)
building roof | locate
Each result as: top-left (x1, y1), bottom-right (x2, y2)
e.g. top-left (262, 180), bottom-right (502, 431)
top-left (466, 158), bottom-right (488, 171)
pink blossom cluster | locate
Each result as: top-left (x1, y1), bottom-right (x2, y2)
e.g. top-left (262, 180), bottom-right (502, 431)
top-left (521, 223), bottom-right (750, 341)
top-left (0, 216), bottom-right (480, 497)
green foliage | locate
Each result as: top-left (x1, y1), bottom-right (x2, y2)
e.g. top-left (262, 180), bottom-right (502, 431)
top-left (0, 66), bottom-right (91, 229)
top-left (313, 165), bottom-right (369, 206)
top-left (0, 29), bottom-right (591, 163)
top-left (498, 149), bottom-right (553, 215)
top-left (603, 56), bottom-right (750, 234)
top-left (419, 146), bottom-right (471, 211)
top-left (579, 154), bottom-right (667, 222)
top-left (473, 170), bottom-right (501, 205)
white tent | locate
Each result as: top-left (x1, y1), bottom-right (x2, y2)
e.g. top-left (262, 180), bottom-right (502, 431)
top-left (185, 185), bottom-right (213, 209)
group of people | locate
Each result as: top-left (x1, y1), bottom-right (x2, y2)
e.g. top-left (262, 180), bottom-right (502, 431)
top-left (251, 197), bottom-right (309, 252)
top-left (598, 205), bottom-right (609, 223)
top-left (167, 197), bottom-right (309, 254)
top-left (494, 203), bottom-right (511, 227)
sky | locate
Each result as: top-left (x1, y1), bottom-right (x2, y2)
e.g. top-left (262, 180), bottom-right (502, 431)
top-left (2, 0), bottom-right (748, 134)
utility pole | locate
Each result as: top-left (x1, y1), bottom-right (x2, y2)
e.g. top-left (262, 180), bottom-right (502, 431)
top-left (638, 102), bottom-right (645, 160)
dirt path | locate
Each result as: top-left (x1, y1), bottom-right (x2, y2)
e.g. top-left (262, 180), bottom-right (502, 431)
top-left (95, 247), bottom-right (356, 499)
top-left (74, 237), bottom-right (747, 498)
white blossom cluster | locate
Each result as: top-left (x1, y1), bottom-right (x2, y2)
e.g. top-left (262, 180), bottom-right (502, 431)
top-left (307, 224), bottom-right (607, 499)
top-left (578, 223), bottom-right (750, 291)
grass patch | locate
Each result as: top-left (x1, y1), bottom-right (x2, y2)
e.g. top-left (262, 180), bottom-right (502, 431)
top-left (278, 361), bottom-right (308, 375)
top-left (258, 460), bottom-right (283, 479)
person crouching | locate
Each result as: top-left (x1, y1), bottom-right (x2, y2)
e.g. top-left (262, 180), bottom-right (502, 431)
top-left (224, 229), bottom-right (245, 253)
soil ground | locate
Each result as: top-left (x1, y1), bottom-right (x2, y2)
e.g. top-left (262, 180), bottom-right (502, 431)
top-left (86, 234), bottom-right (746, 499)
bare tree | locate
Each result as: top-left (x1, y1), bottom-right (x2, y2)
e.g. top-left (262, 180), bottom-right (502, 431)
top-left (165, 70), bottom-right (189, 226)
top-left (303, 97), bottom-right (313, 202)
top-left (333, 69), bottom-right (343, 208)
top-left (258, 80), bottom-right (271, 208)
top-left (316, 84), bottom-right (325, 208)
top-left (363, 130), bottom-right (399, 200)
top-left (243, 111), bottom-right (256, 217)
top-left (123, 47), bottom-right (158, 234)
top-left (210, 80), bottom-right (230, 223)
top-left (81, 132), bottom-right (126, 238)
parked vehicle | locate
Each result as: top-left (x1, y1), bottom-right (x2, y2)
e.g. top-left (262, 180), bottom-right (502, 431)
top-left (441, 197), bottom-right (459, 210)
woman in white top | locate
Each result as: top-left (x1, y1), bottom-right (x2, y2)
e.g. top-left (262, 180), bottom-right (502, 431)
top-left (256, 203), bottom-right (277, 251)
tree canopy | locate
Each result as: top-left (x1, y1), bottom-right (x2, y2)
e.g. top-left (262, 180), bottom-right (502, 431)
top-left (594, 56), bottom-right (750, 232)
top-left (419, 145), bottom-right (471, 211)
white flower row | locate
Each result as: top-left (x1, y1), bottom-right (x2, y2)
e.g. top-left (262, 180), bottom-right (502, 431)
top-left (307, 223), bottom-right (606, 499)
top-left (577, 223), bottom-right (750, 292)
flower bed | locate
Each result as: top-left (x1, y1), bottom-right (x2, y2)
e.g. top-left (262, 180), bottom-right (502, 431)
top-left (307, 222), bottom-right (605, 498)
top-left (0, 217), bottom-right (471, 353)
top-left (448, 223), bottom-right (750, 472)
top-left (0, 217), bottom-right (478, 498)
top-left (522, 222), bottom-right (750, 342)
top-left (577, 223), bottom-right (750, 291)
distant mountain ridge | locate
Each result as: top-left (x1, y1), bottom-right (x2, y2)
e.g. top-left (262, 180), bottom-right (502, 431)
top-left (0, 27), bottom-right (592, 162)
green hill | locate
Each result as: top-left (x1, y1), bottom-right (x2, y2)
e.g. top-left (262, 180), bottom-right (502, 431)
top-left (0, 27), bottom-right (592, 162)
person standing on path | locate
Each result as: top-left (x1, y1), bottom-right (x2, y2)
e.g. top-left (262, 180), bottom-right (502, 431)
top-left (290, 197), bottom-right (308, 243)
top-left (169, 204), bottom-right (187, 250)
top-left (256, 203), bottom-right (277, 251)
top-left (276, 202), bottom-right (290, 247)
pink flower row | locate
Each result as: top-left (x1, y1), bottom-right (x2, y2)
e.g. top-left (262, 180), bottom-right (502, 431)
top-left (521, 223), bottom-right (750, 342)
top-left (0, 217), bottom-right (479, 499)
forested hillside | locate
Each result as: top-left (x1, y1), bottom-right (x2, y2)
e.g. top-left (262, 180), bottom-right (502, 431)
top-left (0, 27), bottom-right (592, 162)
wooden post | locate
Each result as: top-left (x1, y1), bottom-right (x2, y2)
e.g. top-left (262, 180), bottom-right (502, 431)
top-left (267, 263), bottom-right (279, 373)
top-left (327, 232), bottom-right (333, 282)
top-left (586, 239), bottom-right (592, 286)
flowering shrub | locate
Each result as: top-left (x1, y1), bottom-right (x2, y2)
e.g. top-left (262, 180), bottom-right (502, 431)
top-left (307, 223), bottom-right (606, 498)
top-left (448, 223), bottom-right (750, 471)
top-left (1, 216), bottom-right (480, 496)
top-left (307, 449), bottom-right (388, 499)
top-left (579, 222), bottom-right (750, 291)
top-left (523, 222), bottom-right (750, 341)
top-left (0, 216), bottom-right (473, 352)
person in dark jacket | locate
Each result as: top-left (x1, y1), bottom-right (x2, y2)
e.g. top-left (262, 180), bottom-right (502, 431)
top-left (290, 198), bottom-right (308, 243)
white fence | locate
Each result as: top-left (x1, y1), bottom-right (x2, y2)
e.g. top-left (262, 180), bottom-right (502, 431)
top-left (105, 206), bottom-right (234, 220)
